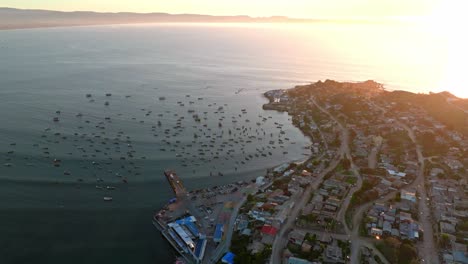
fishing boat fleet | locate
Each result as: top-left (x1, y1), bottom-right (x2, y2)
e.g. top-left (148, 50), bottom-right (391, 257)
top-left (2, 90), bottom-right (307, 202)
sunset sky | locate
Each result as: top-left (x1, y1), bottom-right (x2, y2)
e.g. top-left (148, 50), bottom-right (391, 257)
top-left (1, 0), bottom-right (442, 19)
top-left (2, 0), bottom-right (467, 97)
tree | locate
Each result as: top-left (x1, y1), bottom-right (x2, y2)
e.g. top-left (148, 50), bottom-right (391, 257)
top-left (439, 233), bottom-right (451, 249)
top-left (457, 220), bottom-right (468, 232)
top-left (399, 243), bottom-right (418, 264)
top-left (395, 192), bottom-right (401, 202)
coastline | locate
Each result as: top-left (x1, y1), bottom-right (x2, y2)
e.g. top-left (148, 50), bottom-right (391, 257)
top-left (153, 86), bottom-right (315, 263)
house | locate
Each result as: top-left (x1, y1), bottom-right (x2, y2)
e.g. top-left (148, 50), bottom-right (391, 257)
top-left (445, 159), bottom-right (463, 170)
top-left (383, 214), bottom-right (396, 222)
top-left (401, 190), bottom-right (417, 203)
top-left (221, 252), bottom-right (235, 264)
top-left (399, 212), bottom-right (413, 222)
top-left (241, 228), bottom-right (251, 236)
top-left (326, 197), bottom-right (341, 207)
top-left (325, 243), bottom-right (344, 263)
top-left (318, 233), bottom-right (332, 244)
top-left (374, 203), bottom-right (388, 212)
top-left (248, 241), bottom-right (265, 254)
top-left (267, 189), bottom-right (285, 198)
top-left (288, 230), bottom-right (306, 246)
top-left (301, 241), bottom-right (312, 252)
top-left (323, 204), bottom-right (338, 212)
top-left (440, 222), bottom-right (456, 234)
top-left (383, 221), bottom-right (392, 234)
top-left (400, 222), bottom-right (419, 240)
top-left (275, 206), bottom-right (291, 224)
top-left (391, 228), bottom-right (400, 237)
top-left (248, 210), bottom-right (272, 222)
top-left (430, 168), bottom-right (444, 177)
top-left (371, 227), bottom-right (383, 236)
top-left (260, 225), bottom-right (278, 236)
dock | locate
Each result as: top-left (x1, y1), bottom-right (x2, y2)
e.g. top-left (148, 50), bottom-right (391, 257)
top-left (154, 170), bottom-right (253, 264)
top-left (164, 170), bottom-right (187, 197)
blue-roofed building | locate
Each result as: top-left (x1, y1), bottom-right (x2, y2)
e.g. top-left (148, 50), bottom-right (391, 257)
top-left (175, 215), bottom-right (196, 225)
top-left (214, 224), bottom-right (224, 243)
top-left (222, 252), bottom-right (235, 264)
top-left (185, 221), bottom-right (200, 237)
top-left (194, 238), bottom-right (207, 260)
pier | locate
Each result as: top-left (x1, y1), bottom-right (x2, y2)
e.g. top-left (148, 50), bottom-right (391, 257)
top-left (154, 170), bottom-right (254, 264)
top-left (164, 170), bottom-right (187, 197)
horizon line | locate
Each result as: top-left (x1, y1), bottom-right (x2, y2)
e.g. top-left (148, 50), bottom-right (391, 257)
top-left (0, 6), bottom-right (426, 23)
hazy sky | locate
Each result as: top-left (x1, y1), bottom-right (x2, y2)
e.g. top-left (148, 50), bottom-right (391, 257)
top-left (2, 0), bottom-right (441, 18)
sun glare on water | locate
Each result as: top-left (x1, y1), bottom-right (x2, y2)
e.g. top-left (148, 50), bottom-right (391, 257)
top-left (423, 0), bottom-right (468, 98)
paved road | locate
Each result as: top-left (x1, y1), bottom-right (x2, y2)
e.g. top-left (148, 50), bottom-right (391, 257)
top-left (371, 103), bottom-right (439, 264)
top-left (270, 185), bottom-right (314, 264)
top-left (270, 151), bottom-right (345, 264)
top-left (209, 184), bottom-right (262, 264)
top-left (270, 97), bottom-right (352, 264)
top-left (208, 194), bottom-right (247, 264)
top-left (368, 146), bottom-right (379, 169)
top-left (271, 97), bottom-right (367, 264)
top-left (306, 97), bottom-right (365, 263)
top-left (271, 99), bottom-right (438, 264)
top-left (309, 97), bottom-right (363, 233)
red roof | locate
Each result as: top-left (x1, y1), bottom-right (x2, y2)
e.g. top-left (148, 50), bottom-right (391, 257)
top-left (261, 225), bottom-right (278, 236)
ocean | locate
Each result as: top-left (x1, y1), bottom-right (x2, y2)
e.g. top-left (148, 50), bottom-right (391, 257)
top-left (0, 22), bottom-right (449, 263)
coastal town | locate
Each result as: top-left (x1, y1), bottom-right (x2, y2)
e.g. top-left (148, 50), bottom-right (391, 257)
top-left (156, 80), bottom-right (467, 264)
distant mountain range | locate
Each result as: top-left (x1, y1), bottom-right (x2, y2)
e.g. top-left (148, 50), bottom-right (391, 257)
top-left (0, 7), bottom-right (327, 30)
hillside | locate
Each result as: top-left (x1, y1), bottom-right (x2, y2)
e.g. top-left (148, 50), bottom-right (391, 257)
top-left (0, 7), bottom-right (318, 30)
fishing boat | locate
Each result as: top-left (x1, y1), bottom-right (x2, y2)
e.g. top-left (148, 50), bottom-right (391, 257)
top-left (103, 197), bottom-right (113, 201)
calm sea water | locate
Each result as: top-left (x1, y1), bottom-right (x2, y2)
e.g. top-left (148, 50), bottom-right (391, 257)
top-left (0, 23), bottom-right (449, 263)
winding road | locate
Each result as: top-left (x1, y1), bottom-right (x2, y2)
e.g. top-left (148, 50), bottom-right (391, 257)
top-left (371, 103), bottom-right (439, 264)
top-left (270, 98), bottom-right (439, 264)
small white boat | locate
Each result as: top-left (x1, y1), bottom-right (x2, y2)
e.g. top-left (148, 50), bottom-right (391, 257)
top-left (103, 197), bottom-right (113, 201)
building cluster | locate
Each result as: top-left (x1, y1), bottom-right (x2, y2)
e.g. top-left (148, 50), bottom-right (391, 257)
top-left (427, 167), bottom-right (468, 264)
top-left (230, 82), bottom-right (468, 264)
top-left (230, 164), bottom-right (319, 257)
top-left (300, 175), bottom-right (351, 228)
top-left (284, 230), bottom-right (349, 264)
top-left (365, 198), bottom-right (420, 241)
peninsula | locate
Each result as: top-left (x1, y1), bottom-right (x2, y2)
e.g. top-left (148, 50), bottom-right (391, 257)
top-left (156, 80), bottom-right (468, 264)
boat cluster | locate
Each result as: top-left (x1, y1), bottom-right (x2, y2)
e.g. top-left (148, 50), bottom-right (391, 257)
top-left (2, 90), bottom-right (303, 201)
